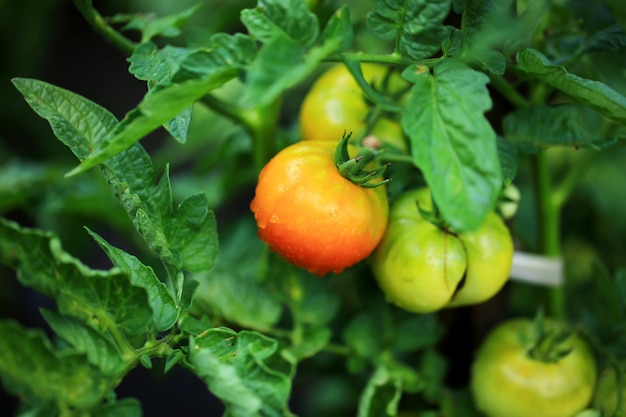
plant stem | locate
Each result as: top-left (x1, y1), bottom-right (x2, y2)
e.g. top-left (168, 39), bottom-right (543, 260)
top-left (201, 94), bottom-right (282, 171)
top-left (488, 74), bottom-right (531, 109)
top-left (378, 153), bottom-right (414, 164)
top-left (552, 150), bottom-right (596, 209)
top-left (332, 52), bottom-right (442, 68)
top-left (73, 0), bottom-right (137, 56)
top-left (241, 97), bottom-right (283, 171)
top-left (530, 152), bottom-right (565, 320)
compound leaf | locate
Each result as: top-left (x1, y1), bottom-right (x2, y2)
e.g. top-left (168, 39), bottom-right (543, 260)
top-left (516, 48), bottom-right (626, 125)
top-left (189, 328), bottom-right (293, 417)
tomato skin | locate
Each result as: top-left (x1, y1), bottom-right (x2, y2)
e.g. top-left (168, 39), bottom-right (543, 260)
top-left (299, 64), bottom-right (407, 150)
top-left (250, 140), bottom-right (388, 276)
top-left (592, 368), bottom-right (625, 416)
top-left (371, 188), bottom-right (513, 313)
top-left (471, 319), bottom-right (597, 417)
top-left (448, 212), bottom-right (514, 307)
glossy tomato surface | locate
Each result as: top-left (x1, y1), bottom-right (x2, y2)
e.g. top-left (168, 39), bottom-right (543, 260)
top-left (471, 319), bottom-right (597, 417)
top-left (250, 140), bottom-right (388, 276)
top-left (299, 63), bottom-right (407, 150)
top-left (371, 188), bottom-right (513, 313)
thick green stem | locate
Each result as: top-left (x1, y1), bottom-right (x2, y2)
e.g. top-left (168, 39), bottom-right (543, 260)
top-left (201, 94), bottom-right (282, 171)
top-left (241, 97), bottom-right (283, 171)
top-left (530, 152), bottom-right (565, 320)
top-left (73, 0), bottom-right (137, 56)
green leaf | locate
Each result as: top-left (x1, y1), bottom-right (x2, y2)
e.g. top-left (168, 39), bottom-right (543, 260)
top-left (502, 105), bottom-right (619, 153)
top-left (179, 278), bottom-right (200, 312)
top-left (11, 77), bottom-right (118, 161)
top-left (86, 229), bottom-right (179, 332)
top-left (282, 326), bottom-right (332, 362)
top-left (605, 0), bottom-right (626, 31)
top-left (67, 67), bottom-right (237, 175)
top-left (270, 262), bottom-right (340, 327)
top-left (241, 0), bottom-right (319, 47)
top-left (584, 23), bottom-right (626, 53)
top-left (92, 398), bottom-right (142, 417)
top-left (192, 267), bottom-right (282, 331)
top-left (343, 310), bottom-right (385, 360)
top-left (442, 27), bottom-right (466, 58)
top-left (418, 348), bottom-right (448, 402)
top-left (0, 320), bottom-right (109, 409)
top-left (496, 136), bottom-right (518, 186)
top-left (342, 59), bottom-right (403, 112)
top-left (40, 310), bottom-right (125, 376)
top-left (0, 218), bottom-right (153, 337)
top-left (101, 145), bottom-right (219, 274)
top-left (394, 314), bottom-right (444, 352)
top-left (191, 217), bottom-right (281, 330)
top-left (179, 315), bottom-right (213, 336)
top-left (516, 48), bottom-right (626, 125)
top-left (245, 31), bottom-right (341, 107)
top-left (319, 5), bottom-right (354, 54)
top-left (112, 4), bottom-right (202, 43)
top-left (171, 33), bottom-right (257, 81)
top-left (471, 49), bottom-right (506, 75)
top-left (367, 0), bottom-right (451, 59)
top-left (128, 42), bottom-right (198, 143)
top-left (460, 0), bottom-right (519, 74)
top-left (189, 328), bottom-right (293, 417)
top-left (357, 362), bottom-right (423, 417)
top-left (0, 160), bottom-right (61, 212)
top-left (128, 42), bottom-right (194, 84)
top-left (401, 60), bottom-right (501, 232)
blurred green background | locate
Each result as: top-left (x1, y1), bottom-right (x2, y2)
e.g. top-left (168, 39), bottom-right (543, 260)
top-left (1, 0), bottom-right (625, 416)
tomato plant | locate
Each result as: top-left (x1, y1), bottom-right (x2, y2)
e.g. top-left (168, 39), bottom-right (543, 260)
top-left (471, 318), bottom-right (597, 417)
top-left (372, 187), bottom-right (513, 313)
top-left (1, 0), bottom-right (626, 416)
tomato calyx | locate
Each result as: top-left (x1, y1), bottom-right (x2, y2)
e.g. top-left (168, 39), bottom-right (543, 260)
top-left (527, 310), bottom-right (574, 363)
top-left (334, 131), bottom-right (390, 188)
top-left (416, 193), bottom-right (451, 232)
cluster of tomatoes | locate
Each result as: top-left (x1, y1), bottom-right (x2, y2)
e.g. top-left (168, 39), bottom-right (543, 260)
top-left (249, 64), bottom-right (609, 417)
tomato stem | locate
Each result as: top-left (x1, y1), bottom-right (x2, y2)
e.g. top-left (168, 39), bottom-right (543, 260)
top-left (335, 132), bottom-right (390, 187)
top-left (488, 74), bottom-right (531, 109)
top-left (331, 52), bottom-right (443, 68)
top-left (530, 152), bottom-right (566, 320)
top-left (73, 0), bottom-right (137, 56)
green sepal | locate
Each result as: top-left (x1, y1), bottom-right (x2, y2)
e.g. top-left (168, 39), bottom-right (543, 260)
top-left (139, 354), bottom-right (153, 369)
top-left (164, 349), bottom-right (185, 373)
top-left (334, 131), bottom-right (390, 188)
top-left (527, 309), bottom-right (575, 363)
top-left (416, 191), bottom-right (450, 231)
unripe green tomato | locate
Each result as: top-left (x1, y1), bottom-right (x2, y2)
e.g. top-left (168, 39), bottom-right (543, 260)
top-left (471, 319), bottom-right (597, 417)
top-left (299, 63), bottom-right (407, 151)
top-left (371, 188), bottom-right (513, 313)
top-left (592, 368), bottom-right (626, 416)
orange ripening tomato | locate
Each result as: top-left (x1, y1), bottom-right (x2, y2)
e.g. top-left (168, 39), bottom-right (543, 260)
top-left (250, 140), bottom-right (389, 277)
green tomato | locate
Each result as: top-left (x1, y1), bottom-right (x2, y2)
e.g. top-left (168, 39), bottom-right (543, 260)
top-left (471, 319), bottom-right (597, 417)
top-left (371, 188), bottom-right (513, 313)
top-left (592, 368), bottom-right (626, 416)
top-left (299, 63), bottom-right (407, 151)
